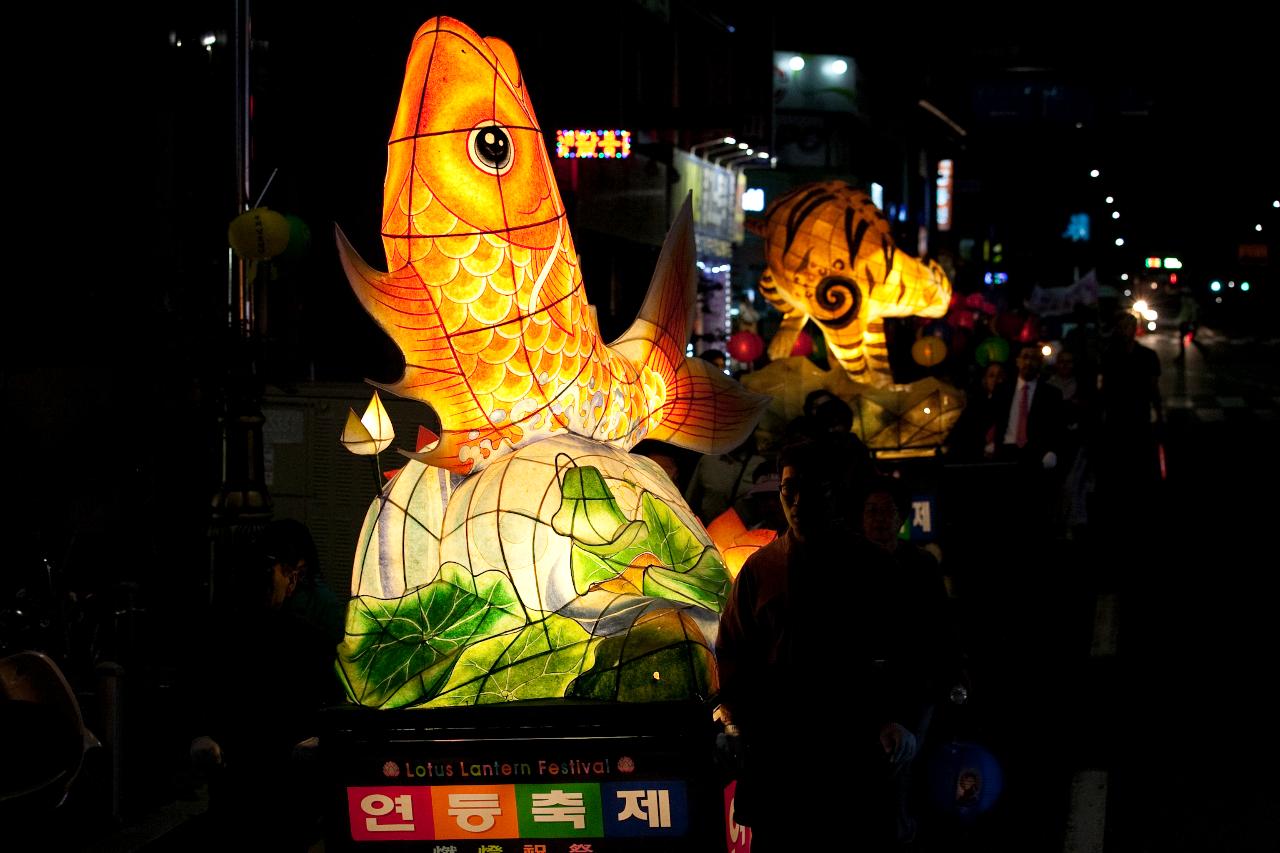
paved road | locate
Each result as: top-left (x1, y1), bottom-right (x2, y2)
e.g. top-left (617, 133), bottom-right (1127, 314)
top-left (925, 324), bottom-right (1280, 852)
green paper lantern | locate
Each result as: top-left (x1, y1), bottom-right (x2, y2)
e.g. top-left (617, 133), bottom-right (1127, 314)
top-left (975, 336), bottom-right (1010, 367)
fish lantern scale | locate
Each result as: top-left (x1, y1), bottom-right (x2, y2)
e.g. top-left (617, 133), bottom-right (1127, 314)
top-left (333, 17), bottom-right (769, 708)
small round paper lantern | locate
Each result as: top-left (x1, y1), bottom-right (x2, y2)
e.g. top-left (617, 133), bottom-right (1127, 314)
top-left (948, 308), bottom-right (976, 330)
top-left (912, 336), bottom-right (947, 367)
top-left (728, 330), bottom-right (764, 362)
top-left (926, 740), bottom-right (1004, 821)
top-left (790, 330), bottom-right (814, 358)
top-left (228, 207), bottom-right (290, 260)
top-left (975, 336), bottom-right (1010, 366)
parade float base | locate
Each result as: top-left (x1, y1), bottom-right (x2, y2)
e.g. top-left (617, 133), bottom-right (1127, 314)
top-left (319, 701), bottom-right (727, 852)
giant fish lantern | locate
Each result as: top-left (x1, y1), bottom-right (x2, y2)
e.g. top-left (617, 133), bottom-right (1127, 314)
top-left (335, 18), bottom-right (769, 709)
top-left (755, 181), bottom-right (952, 387)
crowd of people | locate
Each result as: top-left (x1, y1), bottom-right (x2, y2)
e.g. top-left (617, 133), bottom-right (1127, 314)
top-left (161, 305), bottom-right (1166, 850)
top-left (686, 297), bottom-right (1169, 848)
top-left (946, 305), bottom-right (1165, 541)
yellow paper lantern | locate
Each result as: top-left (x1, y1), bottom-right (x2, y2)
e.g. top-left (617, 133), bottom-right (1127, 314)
top-left (912, 336), bottom-right (948, 367)
top-left (228, 207), bottom-right (290, 260)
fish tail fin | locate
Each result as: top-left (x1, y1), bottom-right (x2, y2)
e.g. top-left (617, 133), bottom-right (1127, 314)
top-left (646, 357), bottom-right (771, 454)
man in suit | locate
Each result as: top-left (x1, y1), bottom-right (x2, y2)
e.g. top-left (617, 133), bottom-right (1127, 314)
top-left (987, 344), bottom-right (1066, 537)
top-left (988, 344), bottom-right (1064, 470)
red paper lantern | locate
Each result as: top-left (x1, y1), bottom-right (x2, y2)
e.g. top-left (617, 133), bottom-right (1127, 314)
top-left (728, 330), bottom-right (764, 362)
top-left (948, 308), bottom-right (976, 330)
top-left (790, 330), bottom-right (814, 358)
top-left (1018, 315), bottom-right (1040, 344)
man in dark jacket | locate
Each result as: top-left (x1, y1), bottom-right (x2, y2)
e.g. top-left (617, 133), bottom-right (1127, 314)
top-left (716, 437), bottom-right (932, 850)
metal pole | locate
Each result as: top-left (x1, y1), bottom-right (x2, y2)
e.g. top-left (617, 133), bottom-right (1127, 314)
top-left (211, 0), bottom-right (271, 605)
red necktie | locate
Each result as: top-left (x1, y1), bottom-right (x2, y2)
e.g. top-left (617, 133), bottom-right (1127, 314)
top-left (1016, 383), bottom-right (1030, 448)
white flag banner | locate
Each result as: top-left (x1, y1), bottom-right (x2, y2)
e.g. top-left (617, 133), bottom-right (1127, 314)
top-left (1026, 269), bottom-right (1099, 317)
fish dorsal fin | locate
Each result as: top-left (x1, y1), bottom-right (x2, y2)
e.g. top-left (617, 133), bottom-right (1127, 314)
top-left (610, 193), bottom-right (696, 373)
top-left (484, 37), bottom-right (522, 89)
top-left (611, 194), bottom-right (771, 454)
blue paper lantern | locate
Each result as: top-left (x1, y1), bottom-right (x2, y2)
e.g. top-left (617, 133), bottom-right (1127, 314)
top-left (926, 740), bottom-right (1004, 820)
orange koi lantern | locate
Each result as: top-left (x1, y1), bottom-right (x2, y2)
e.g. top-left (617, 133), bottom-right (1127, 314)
top-left (331, 17), bottom-right (771, 709)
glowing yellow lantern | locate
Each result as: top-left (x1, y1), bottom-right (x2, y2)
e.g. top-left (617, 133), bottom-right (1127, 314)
top-left (912, 336), bottom-right (948, 367)
top-left (754, 181), bottom-right (953, 387)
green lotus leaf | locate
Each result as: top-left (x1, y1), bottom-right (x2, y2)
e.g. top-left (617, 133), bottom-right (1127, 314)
top-left (642, 549), bottom-right (731, 608)
top-left (425, 614), bottom-right (599, 706)
top-left (551, 465), bottom-right (631, 545)
top-left (569, 606), bottom-right (718, 702)
top-left (337, 563), bottom-right (526, 708)
top-left (568, 489), bottom-right (731, 611)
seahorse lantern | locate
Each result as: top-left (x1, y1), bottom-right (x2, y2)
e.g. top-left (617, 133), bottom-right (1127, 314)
top-left (756, 181), bottom-right (953, 387)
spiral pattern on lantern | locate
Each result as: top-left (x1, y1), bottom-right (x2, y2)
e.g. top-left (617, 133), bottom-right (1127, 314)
top-left (813, 276), bottom-right (860, 329)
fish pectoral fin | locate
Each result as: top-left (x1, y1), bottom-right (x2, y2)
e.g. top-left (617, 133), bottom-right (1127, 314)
top-left (645, 356), bottom-right (771, 455)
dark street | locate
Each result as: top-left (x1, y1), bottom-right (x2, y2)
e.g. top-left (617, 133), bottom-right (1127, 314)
top-left (3, 5), bottom-right (1276, 851)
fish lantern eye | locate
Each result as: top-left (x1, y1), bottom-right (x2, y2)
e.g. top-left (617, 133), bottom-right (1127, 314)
top-left (468, 122), bottom-right (514, 175)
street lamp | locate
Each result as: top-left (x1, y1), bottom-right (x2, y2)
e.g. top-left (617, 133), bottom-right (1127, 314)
top-left (739, 153), bottom-right (776, 171)
top-left (690, 136), bottom-right (736, 156)
top-left (714, 150), bottom-right (755, 168)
